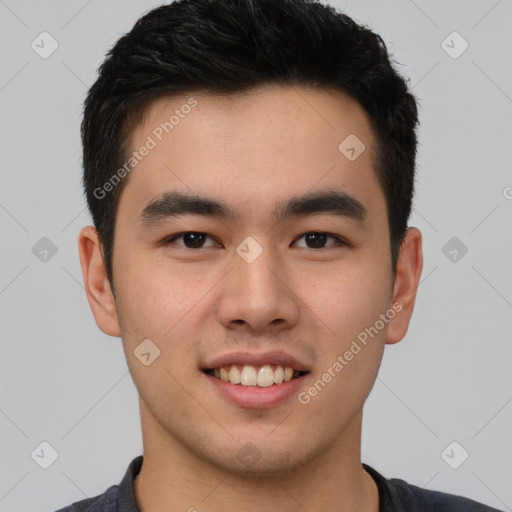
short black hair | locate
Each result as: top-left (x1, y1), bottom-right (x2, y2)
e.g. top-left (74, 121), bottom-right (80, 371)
top-left (81, 0), bottom-right (420, 293)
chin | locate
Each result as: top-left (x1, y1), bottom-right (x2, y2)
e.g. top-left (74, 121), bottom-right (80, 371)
top-left (188, 429), bottom-right (322, 479)
top-left (214, 445), bottom-right (311, 479)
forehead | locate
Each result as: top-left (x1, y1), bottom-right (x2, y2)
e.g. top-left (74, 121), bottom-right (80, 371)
top-left (121, 84), bottom-right (384, 223)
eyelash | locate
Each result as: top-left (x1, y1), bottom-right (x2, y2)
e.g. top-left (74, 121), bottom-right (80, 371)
top-left (162, 231), bottom-right (348, 250)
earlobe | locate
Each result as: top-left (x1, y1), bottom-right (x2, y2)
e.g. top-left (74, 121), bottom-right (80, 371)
top-left (78, 226), bottom-right (121, 337)
top-left (386, 227), bottom-right (423, 345)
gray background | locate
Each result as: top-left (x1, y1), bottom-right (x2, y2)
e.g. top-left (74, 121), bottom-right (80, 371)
top-left (0, 0), bottom-right (511, 511)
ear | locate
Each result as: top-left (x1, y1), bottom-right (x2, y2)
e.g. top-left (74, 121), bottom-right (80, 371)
top-left (386, 227), bottom-right (423, 345)
top-left (78, 226), bottom-right (121, 337)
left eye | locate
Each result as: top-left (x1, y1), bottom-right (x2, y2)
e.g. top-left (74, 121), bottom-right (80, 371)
top-left (293, 232), bottom-right (345, 249)
top-left (164, 231), bottom-right (345, 250)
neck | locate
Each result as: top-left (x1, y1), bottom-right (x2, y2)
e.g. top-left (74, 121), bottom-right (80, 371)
top-left (134, 404), bottom-right (379, 512)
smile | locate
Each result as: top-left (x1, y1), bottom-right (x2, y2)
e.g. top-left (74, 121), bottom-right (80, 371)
top-left (203, 364), bottom-right (308, 387)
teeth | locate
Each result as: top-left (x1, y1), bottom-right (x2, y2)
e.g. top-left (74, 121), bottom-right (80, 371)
top-left (257, 365), bottom-right (274, 387)
top-left (220, 367), bottom-right (229, 382)
top-left (240, 365), bottom-right (257, 386)
top-left (210, 364), bottom-right (302, 387)
top-left (274, 365), bottom-right (284, 384)
top-left (229, 364), bottom-right (241, 384)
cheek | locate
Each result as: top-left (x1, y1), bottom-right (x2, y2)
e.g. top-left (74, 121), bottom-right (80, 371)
top-left (294, 265), bottom-right (390, 403)
top-left (114, 255), bottom-right (203, 409)
top-left (297, 263), bottom-right (391, 340)
top-left (115, 250), bottom-right (207, 338)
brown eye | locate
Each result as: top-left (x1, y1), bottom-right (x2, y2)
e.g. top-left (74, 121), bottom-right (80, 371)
top-left (293, 232), bottom-right (346, 249)
top-left (165, 232), bottom-right (217, 249)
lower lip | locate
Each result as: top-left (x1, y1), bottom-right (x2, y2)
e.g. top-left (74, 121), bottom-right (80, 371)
top-left (202, 372), bottom-right (309, 409)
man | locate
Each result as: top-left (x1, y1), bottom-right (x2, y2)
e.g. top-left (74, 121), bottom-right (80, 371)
top-left (56, 0), bottom-right (504, 510)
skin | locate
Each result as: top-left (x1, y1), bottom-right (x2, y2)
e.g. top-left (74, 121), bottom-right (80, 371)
top-left (79, 84), bottom-right (423, 512)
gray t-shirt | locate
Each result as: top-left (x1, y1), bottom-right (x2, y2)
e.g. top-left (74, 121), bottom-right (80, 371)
top-left (54, 455), bottom-right (504, 511)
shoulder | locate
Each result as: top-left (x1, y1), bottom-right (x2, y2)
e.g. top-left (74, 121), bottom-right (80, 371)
top-left (388, 476), bottom-right (504, 511)
top-left (54, 455), bottom-right (143, 512)
top-left (53, 484), bottom-right (119, 512)
top-left (363, 464), bottom-right (504, 512)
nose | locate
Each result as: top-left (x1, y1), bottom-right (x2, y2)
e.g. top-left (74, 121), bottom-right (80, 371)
top-left (216, 243), bottom-right (300, 333)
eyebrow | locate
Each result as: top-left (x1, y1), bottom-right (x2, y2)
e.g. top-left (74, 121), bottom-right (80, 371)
top-left (138, 189), bottom-right (368, 226)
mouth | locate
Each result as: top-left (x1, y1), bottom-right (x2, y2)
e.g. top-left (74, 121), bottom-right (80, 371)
top-left (200, 351), bottom-right (312, 408)
top-left (202, 364), bottom-right (309, 388)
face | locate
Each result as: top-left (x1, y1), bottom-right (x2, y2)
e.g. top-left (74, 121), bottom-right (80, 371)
top-left (81, 84), bottom-right (421, 477)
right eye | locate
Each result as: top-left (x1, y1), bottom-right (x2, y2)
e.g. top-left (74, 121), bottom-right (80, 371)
top-left (163, 232), bottom-right (220, 249)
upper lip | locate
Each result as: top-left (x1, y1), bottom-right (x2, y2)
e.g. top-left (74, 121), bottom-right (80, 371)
top-left (202, 350), bottom-right (311, 372)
